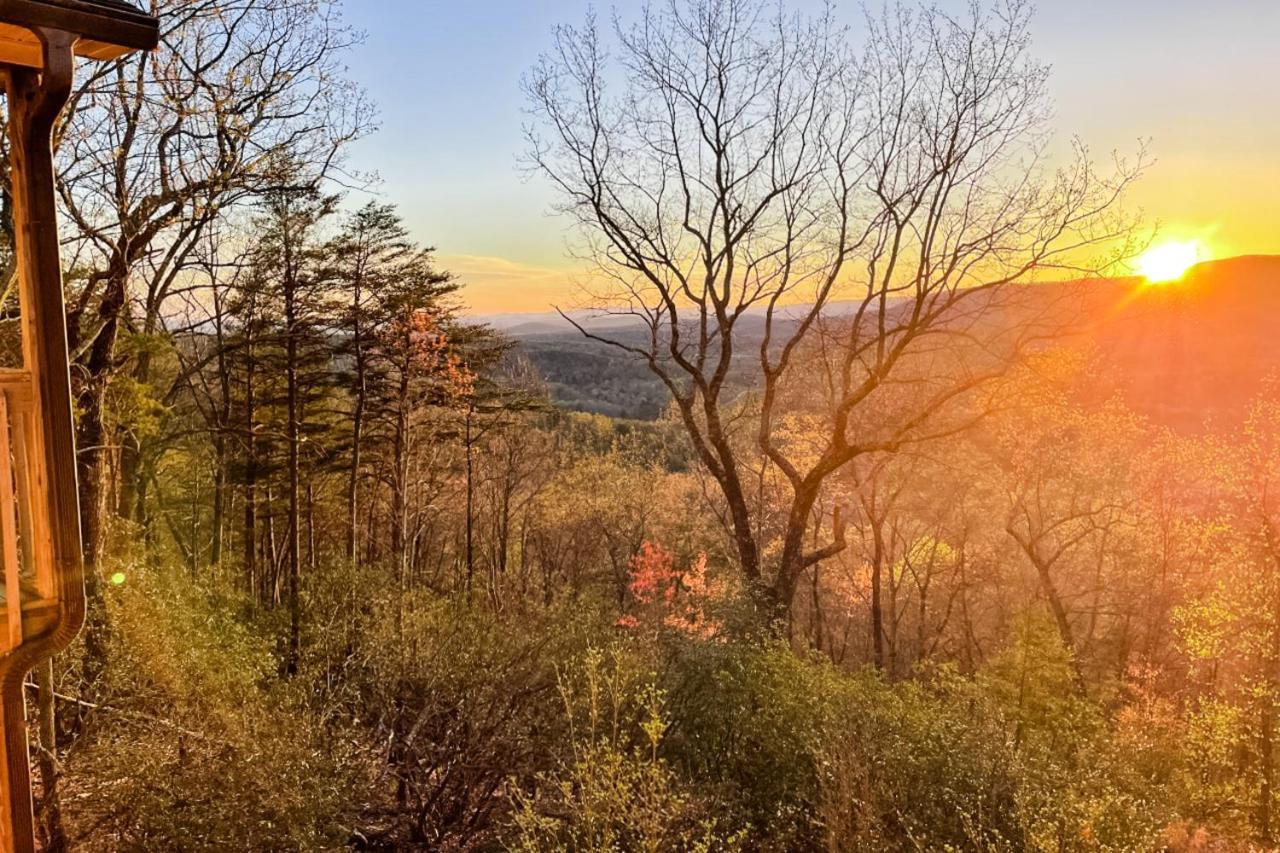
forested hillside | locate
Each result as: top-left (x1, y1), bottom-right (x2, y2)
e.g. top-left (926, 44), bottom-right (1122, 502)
top-left (516, 332), bottom-right (671, 419)
top-left (514, 255), bottom-right (1280, 432)
top-left (4, 0), bottom-right (1279, 851)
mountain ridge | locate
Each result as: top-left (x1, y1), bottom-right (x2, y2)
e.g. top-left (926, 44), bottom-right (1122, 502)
top-left (504, 255), bottom-right (1280, 430)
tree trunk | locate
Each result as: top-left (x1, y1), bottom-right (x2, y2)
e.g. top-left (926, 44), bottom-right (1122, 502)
top-left (345, 293), bottom-right (365, 564)
top-left (284, 257), bottom-right (301, 678)
top-left (75, 261), bottom-right (129, 571)
top-left (770, 483), bottom-right (824, 621)
top-left (1024, 545), bottom-right (1087, 692)
top-left (242, 342), bottom-right (258, 601)
top-left (210, 285), bottom-right (233, 569)
top-left (265, 499), bottom-right (280, 606)
top-left (870, 513), bottom-right (887, 669)
top-left (306, 479), bottom-right (316, 572)
top-left (116, 430), bottom-right (142, 524)
top-left (210, 433), bottom-right (225, 566)
top-left (465, 407), bottom-right (475, 596)
top-left (33, 661), bottom-right (64, 853)
top-left (390, 346), bottom-right (411, 593)
top-left (346, 407), bottom-right (362, 565)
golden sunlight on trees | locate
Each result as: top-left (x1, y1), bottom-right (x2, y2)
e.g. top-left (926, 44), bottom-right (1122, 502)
top-left (524, 0), bottom-right (1144, 621)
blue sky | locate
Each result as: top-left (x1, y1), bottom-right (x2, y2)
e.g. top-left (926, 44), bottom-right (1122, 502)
top-left (340, 0), bottom-right (1280, 313)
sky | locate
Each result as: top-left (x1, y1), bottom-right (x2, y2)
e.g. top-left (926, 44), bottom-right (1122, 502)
top-left (340, 0), bottom-right (1280, 315)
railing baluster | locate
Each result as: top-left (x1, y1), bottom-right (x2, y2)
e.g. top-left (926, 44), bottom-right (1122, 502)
top-left (9, 406), bottom-right (33, 583)
top-left (0, 392), bottom-right (21, 653)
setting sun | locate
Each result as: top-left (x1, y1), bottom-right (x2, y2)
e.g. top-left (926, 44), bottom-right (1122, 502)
top-left (1136, 240), bottom-right (1206, 283)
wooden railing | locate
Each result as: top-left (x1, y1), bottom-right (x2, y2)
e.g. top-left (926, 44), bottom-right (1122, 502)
top-left (0, 370), bottom-right (54, 656)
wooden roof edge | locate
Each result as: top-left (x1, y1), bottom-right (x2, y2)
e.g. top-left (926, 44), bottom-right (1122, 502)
top-left (0, 0), bottom-right (159, 53)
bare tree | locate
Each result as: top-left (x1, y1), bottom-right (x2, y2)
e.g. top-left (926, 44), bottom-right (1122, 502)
top-left (525, 0), bottom-right (1143, 618)
top-left (995, 396), bottom-right (1144, 690)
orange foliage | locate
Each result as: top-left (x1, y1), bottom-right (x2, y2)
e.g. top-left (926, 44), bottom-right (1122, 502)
top-left (617, 541), bottom-right (721, 640)
top-left (386, 307), bottom-right (475, 405)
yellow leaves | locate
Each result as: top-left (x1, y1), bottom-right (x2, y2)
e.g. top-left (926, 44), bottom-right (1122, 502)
top-left (1172, 593), bottom-right (1237, 663)
top-left (1183, 697), bottom-right (1247, 771)
top-left (892, 535), bottom-right (958, 585)
top-left (640, 684), bottom-right (669, 754)
top-left (773, 411), bottom-right (829, 471)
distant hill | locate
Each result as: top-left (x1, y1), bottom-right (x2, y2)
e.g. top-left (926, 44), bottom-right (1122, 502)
top-left (515, 331), bottom-right (671, 420)
top-left (506, 314), bottom-right (763, 420)
top-left (1071, 255), bottom-right (1280, 431)
top-left (498, 256), bottom-right (1280, 431)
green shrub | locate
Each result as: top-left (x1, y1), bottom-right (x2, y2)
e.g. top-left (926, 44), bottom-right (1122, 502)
top-left (62, 562), bottom-right (375, 851)
top-left (817, 616), bottom-right (1177, 852)
top-left (506, 647), bottom-right (744, 852)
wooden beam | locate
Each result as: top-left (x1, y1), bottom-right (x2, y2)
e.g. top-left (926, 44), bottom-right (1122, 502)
top-left (1, 27), bottom-right (84, 853)
top-left (0, 1), bottom-right (157, 53)
top-left (0, 22), bottom-right (140, 68)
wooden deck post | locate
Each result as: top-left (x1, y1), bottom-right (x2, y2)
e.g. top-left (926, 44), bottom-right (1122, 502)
top-left (0, 28), bottom-right (84, 853)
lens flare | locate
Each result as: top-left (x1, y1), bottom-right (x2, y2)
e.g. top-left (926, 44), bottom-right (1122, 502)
top-left (1135, 240), bottom-right (1205, 283)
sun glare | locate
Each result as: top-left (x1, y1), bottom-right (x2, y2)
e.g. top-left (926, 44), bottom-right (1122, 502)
top-left (1136, 240), bottom-right (1205, 283)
